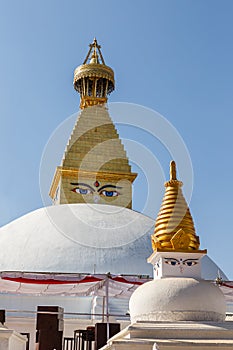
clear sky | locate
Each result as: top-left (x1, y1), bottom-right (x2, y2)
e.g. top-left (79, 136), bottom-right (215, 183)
top-left (0, 0), bottom-right (233, 278)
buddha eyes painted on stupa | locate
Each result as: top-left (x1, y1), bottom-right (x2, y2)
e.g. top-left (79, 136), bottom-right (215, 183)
top-left (101, 190), bottom-right (119, 197)
top-left (70, 182), bottom-right (122, 198)
top-left (72, 187), bottom-right (93, 195)
top-left (164, 258), bottom-right (198, 267)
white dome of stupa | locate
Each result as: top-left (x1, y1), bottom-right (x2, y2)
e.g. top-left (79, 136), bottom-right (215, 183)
top-left (0, 203), bottom-right (227, 280)
top-left (0, 203), bottom-right (154, 275)
top-left (129, 277), bottom-right (226, 322)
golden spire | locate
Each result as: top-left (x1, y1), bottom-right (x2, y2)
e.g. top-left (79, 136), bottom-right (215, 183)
top-left (151, 161), bottom-right (201, 252)
top-left (73, 38), bottom-right (115, 109)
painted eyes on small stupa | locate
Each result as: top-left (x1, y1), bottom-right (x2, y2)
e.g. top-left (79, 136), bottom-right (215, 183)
top-left (165, 259), bottom-right (178, 266)
top-left (185, 260), bottom-right (198, 266)
top-left (165, 258), bottom-right (198, 266)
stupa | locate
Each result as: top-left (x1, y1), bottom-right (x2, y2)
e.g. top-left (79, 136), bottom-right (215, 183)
top-left (0, 40), bottom-right (229, 349)
top-left (0, 39), bottom-right (154, 349)
top-left (102, 162), bottom-right (233, 349)
top-left (0, 39), bottom-right (153, 276)
top-left (50, 38), bottom-right (137, 209)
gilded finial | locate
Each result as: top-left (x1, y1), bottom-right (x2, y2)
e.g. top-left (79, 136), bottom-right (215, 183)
top-left (90, 50), bottom-right (99, 64)
top-left (165, 160), bottom-right (182, 188)
top-left (151, 161), bottom-right (201, 252)
top-left (74, 38), bottom-right (114, 109)
top-left (82, 38), bottom-right (105, 65)
top-left (170, 160), bottom-right (177, 180)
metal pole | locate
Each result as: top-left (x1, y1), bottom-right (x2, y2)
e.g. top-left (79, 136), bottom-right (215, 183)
top-left (105, 275), bottom-right (110, 341)
top-left (102, 296), bottom-right (105, 323)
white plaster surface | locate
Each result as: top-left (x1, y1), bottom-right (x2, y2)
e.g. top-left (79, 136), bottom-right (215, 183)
top-left (149, 251), bottom-right (206, 279)
top-left (0, 326), bottom-right (26, 350)
top-left (0, 204), bottom-right (153, 276)
top-left (0, 203), bottom-right (227, 280)
top-left (101, 321), bottom-right (233, 349)
top-left (129, 277), bottom-right (226, 322)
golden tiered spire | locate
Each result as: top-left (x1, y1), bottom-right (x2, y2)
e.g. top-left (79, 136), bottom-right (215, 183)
top-left (151, 161), bottom-right (201, 252)
top-left (49, 39), bottom-right (137, 208)
top-left (73, 38), bottom-right (115, 109)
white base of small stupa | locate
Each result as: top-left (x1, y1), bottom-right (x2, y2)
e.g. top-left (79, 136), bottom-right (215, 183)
top-left (100, 321), bottom-right (233, 349)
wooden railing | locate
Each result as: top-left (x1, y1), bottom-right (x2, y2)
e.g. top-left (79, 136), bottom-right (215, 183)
top-left (63, 337), bottom-right (75, 350)
top-left (63, 327), bottom-right (95, 350)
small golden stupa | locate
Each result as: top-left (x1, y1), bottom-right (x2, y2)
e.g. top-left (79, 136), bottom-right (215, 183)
top-left (151, 161), bottom-right (205, 252)
top-left (74, 38), bottom-right (115, 109)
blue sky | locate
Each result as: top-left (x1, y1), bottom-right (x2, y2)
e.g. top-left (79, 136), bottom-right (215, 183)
top-left (0, 0), bottom-right (233, 278)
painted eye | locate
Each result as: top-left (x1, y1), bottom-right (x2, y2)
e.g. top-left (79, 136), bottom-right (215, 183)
top-left (165, 259), bottom-right (179, 266)
top-left (71, 188), bottom-right (92, 195)
top-left (100, 190), bottom-right (119, 197)
top-left (183, 260), bottom-right (198, 267)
